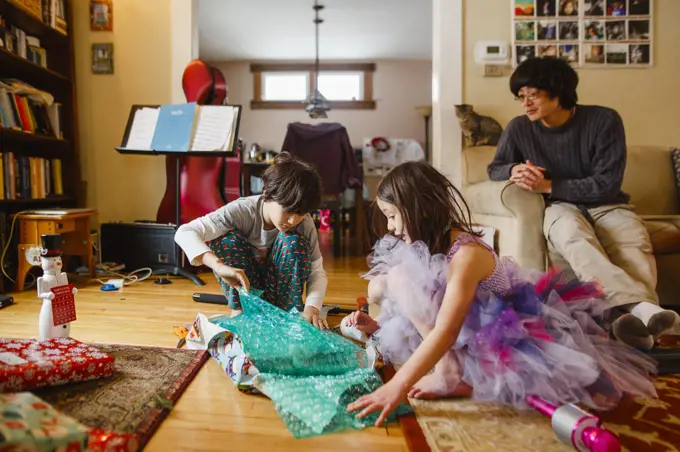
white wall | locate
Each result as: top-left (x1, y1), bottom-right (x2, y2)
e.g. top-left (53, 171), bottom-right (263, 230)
top-left (212, 60), bottom-right (433, 150)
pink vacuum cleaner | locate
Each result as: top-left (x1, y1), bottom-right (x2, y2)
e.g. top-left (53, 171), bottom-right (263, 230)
top-left (527, 395), bottom-right (621, 452)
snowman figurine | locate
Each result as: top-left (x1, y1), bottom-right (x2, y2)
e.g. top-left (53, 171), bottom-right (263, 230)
top-left (37, 233), bottom-right (78, 340)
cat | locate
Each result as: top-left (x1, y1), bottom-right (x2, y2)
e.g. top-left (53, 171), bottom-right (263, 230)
top-left (454, 104), bottom-right (503, 147)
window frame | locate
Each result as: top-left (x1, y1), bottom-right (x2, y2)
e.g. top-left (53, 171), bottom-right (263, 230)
top-left (250, 62), bottom-right (376, 110)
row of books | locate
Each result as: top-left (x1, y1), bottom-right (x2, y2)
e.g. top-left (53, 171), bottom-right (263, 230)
top-left (0, 15), bottom-right (47, 67)
top-left (0, 83), bottom-right (61, 138)
top-left (122, 103), bottom-right (241, 152)
top-left (0, 152), bottom-right (63, 200)
top-left (41, 0), bottom-right (68, 35)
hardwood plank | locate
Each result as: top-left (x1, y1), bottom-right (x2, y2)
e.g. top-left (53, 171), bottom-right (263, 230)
top-left (0, 243), bottom-right (404, 450)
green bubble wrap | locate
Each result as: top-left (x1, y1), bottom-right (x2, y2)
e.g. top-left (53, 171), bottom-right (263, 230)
top-left (210, 289), bottom-right (412, 438)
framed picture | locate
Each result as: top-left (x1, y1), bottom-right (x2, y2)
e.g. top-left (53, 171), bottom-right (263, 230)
top-left (92, 43), bottom-right (113, 74)
top-left (511, 0), bottom-right (654, 68)
top-left (90, 0), bottom-right (113, 31)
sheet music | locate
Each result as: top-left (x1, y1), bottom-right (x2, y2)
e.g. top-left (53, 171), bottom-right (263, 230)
top-left (125, 107), bottom-right (159, 150)
top-left (190, 106), bottom-right (236, 151)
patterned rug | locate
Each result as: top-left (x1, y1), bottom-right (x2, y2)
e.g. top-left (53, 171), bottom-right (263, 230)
top-left (32, 344), bottom-right (208, 451)
top-left (399, 336), bottom-right (680, 452)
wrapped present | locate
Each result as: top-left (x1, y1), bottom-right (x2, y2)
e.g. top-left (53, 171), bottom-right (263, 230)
top-left (0, 338), bottom-right (115, 393)
top-left (86, 429), bottom-right (139, 452)
top-left (0, 392), bottom-right (89, 451)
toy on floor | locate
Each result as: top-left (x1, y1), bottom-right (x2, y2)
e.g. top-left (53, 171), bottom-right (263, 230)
top-left (527, 395), bottom-right (621, 452)
top-left (339, 275), bottom-right (386, 343)
top-left (37, 234), bottom-right (78, 341)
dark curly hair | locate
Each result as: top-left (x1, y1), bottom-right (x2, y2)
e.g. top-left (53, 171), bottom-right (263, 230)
top-left (510, 57), bottom-right (579, 109)
top-left (261, 152), bottom-right (322, 214)
top-left (373, 161), bottom-right (480, 255)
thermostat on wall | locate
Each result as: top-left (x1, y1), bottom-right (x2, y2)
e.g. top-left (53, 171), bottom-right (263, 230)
top-left (474, 41), bottom-right (509, 65)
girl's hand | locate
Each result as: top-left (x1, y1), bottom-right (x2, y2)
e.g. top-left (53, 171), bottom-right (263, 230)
top-left (214, 264), bottom-right (250, 291)
top-left (303, 306), bottom-right (328, 329)
top-left (347, 380), bottom-right (408, 427)
top-left (345, 311), bottom-right (379, 335)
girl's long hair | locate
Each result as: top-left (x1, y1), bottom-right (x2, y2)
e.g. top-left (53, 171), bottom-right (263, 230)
top-left (372, 161), bottom-right (481, 255)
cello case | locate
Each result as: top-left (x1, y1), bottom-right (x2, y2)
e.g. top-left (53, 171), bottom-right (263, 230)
top-left (156, 60), bottom-right (242, 225)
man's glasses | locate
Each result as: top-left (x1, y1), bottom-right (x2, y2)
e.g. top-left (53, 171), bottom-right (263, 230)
top-left (515, 92), bottom-right (541, 102)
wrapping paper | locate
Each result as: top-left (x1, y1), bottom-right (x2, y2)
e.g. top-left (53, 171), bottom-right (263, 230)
top-left (0, 338), bottom-right (115, 392)
top-left (0, 392), bottom-right (89, 451)
top-left (207, 289), bottom-right (412, 438)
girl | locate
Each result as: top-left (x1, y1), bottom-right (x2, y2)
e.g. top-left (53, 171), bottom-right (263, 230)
top-left (346, 161), bottom-right (657, 426)
top-left (175, 152), bottom-right (328, 328)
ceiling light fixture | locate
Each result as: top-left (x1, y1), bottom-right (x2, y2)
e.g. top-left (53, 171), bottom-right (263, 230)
top-left (304, 0), bottom-right (330, 119)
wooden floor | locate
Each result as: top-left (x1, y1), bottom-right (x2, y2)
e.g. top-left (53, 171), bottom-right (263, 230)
top-left (1, 233), bottom-right (408, 451)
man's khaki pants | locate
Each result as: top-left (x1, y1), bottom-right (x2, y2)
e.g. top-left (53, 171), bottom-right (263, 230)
top-left (543, 202), bottom-right (658, 309)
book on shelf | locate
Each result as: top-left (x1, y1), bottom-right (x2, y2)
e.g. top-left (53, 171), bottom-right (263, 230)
top-left (0, 151), bottom-right (63, 200)
top-left (121, 103), bottom-right (241, 153)
top-left (43, 0), bottom-right (68, 35)
top-left (0, 80), bottom-right (62, 138)
top-left (0, 15), bottom-right (49, 67)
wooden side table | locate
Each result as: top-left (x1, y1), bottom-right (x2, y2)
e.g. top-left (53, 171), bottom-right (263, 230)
top-left (15, 210), bottom-right (98, 291)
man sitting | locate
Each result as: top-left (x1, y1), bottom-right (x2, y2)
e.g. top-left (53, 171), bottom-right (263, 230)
top-left (487, 56), bottom-right (678, 350)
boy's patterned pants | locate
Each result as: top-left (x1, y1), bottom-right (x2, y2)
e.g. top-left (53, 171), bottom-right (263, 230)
top-left (208, 230), bottom-right (311, 311)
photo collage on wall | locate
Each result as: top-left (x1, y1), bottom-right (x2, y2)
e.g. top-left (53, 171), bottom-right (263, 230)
top-left (512, 0), bottom-right (653, 68)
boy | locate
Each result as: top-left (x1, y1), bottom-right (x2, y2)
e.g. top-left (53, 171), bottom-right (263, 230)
top-left (175, 152), bottom-right (328, 329)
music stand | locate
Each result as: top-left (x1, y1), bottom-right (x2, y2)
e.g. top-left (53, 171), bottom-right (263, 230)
top-left (115, 104), bottom-right (242, 286)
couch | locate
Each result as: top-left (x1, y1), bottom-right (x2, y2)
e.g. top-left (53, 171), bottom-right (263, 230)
top-left (461, 145), bottom-right (680, 307)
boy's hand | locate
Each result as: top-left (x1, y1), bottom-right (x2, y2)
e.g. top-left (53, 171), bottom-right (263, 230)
top-left (214, 263), bottom-right (250, 291)
top-left (345, 311), bottom-right (379, 335)
top-left (303, 306), bottom-right (328, 329)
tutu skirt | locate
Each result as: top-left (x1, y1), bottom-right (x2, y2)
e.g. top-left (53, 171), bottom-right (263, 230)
top-left (364, 234), bottom-right (658, 410)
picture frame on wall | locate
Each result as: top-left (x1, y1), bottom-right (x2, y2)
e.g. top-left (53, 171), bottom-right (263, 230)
top-left (90, 0), bottom-right (113, 31)
top-left (92, 43), bottom-right (114, 74)
top-left (510, 0), bottom-right (654, 68)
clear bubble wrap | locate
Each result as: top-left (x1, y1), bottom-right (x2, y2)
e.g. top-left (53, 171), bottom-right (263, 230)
top-left (210, 289), bottom-right (412, 438)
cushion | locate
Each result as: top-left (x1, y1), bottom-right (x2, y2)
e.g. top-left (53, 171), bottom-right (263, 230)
top-left (623, 146), bottom-right (678, 216)
top-left (645, 220), bottom-right (680, 255)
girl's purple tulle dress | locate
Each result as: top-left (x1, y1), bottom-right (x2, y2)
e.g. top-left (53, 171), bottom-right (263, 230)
top-left (364, 232), bottom-right (658, 410)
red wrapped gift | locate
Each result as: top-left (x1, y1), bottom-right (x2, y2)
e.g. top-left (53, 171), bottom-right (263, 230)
top-left (87, 429), bottom-right (139, 452)
top-left (0, 338), bottom-right (115, 392)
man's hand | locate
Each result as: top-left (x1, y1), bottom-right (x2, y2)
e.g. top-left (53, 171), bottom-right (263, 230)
top-left (510, 160), bottom-right (552, 194)
top-left (214, 263), bottom-right (250, 291)
top-left (303, 305), bottom-right (329, 329)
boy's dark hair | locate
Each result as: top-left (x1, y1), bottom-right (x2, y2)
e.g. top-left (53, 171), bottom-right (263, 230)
top-left (261, 152), bottom-right (322, 214)
top-left (373, 161), bottom-right (480, 255)
top-left (509, 57), bottom-right (579, 109)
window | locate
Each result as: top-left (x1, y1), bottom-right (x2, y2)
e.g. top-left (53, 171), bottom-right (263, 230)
top-left (317, 72), bottom-right (363, 101)
top-left (262, 72), bottom-right (309, 101)
top-left (251, 63), bottom-right (375, 110)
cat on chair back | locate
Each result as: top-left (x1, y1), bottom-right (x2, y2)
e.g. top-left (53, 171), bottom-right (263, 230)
top-left (455, 104), bottom-right (503, 147)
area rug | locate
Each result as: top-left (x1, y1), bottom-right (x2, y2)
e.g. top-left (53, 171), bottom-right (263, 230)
top-left (398, 336), bottom-right (680, 452)
top-left (31, 344), bottom-right (209, 451)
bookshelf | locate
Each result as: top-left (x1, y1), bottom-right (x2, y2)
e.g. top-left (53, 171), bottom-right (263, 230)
top-left (0, 0), bottom-right (81, 292)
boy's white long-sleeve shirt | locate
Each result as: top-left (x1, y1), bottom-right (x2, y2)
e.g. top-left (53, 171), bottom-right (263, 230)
top-left (174, 195), bottom-right (327, 311)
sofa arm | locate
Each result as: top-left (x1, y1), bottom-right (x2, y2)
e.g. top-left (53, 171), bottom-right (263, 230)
top-left (463, 181), bottom-right (547, 270)
top-left (641, 215), bottom-right (680, 229)
top-left (463, 180), bottom-right (546, 219)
